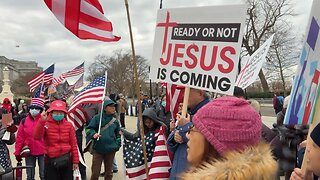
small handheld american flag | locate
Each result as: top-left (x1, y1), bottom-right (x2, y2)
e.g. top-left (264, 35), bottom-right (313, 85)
top-left (30, 82), bottom-right (45, 107)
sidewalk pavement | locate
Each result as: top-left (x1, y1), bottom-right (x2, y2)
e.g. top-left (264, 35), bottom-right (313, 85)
top-left (8, 115), bottom-right (278, 180)
top-left (261, 103), bottom-right (274, 107)
top-left (262, 115), bottom-right (277, 128)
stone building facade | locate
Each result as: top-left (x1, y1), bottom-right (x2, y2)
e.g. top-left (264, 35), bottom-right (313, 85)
top-left (0, 56), bottom-right (43, 81)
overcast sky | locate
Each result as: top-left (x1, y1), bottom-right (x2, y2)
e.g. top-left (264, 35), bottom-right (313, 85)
top-left (0, 0), bottom-right (313, 81)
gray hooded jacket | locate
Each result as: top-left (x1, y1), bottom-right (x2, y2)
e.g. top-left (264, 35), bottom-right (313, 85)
top-left (122, 108), bottom-right (166, 140)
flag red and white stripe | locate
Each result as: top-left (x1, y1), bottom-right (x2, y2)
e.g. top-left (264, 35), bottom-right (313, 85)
top-left (69, 74), bottom-right (84, 90)
top-left (125, 126), bottom-right (171, 179)
top-left (63, 62), bottom-right (84, 78)
top-left (53, 62), bottom-right (85, 86)
top-left (28, 64), bottom-right (54, 92)
top-left (148, 126), bottom-right (172, 179)
top-left (44, 0), bottom-right (120, 42)
top-left (165, 83), bottom-right (184, 120)
top-left (52, 75), bottom-right (65, 86)
top-left (67, 106), bottom-right (89, 130)
top-left (31, 83), bottom-right (45, 107)
top-left (28, 72), bottom-right (45, 92)
top-left (68, 76), bottom-right (105, 113)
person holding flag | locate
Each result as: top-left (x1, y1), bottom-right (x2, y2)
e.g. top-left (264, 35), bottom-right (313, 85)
top-left (122, 108), bottom-right (171, 179)
top-left (85, 99), bottom-right (121, 180)
top-left (14, 87), bottom-right (46, 180)
top-left (122, 108), bottom-right (167, 140)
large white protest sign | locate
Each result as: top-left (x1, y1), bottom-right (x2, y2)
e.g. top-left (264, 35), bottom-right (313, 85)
top-left (236, 34), bottom-right (274, 89)
top-left (150, 5), bottom-right (246, 95)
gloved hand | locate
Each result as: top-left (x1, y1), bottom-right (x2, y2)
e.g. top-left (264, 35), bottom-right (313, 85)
top-left (15, 155), bottom-right (22, 162)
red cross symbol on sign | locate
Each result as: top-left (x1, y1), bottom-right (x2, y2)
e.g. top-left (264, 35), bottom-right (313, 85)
top-left (157, 11), bottom-right (177, 54)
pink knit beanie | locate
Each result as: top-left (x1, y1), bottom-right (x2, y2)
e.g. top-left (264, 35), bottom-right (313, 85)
top-left (192, 96), bottom-right (262, 156)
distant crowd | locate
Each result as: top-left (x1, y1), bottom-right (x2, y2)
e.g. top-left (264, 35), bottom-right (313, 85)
top-left (0, 87), bottom-right (319, 180)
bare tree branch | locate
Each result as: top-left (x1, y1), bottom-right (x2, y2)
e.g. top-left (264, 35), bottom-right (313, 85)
top-left (87, 50), bottom-right (149, 97)
top-left (242, 0), bottom-right (296, 92)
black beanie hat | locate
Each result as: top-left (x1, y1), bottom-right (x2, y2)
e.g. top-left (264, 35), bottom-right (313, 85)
top-left (311, 123), bottom-right (320, 147)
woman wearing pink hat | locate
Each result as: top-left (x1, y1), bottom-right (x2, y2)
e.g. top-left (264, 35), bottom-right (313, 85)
top-left (180, 96), bottom-right (278, 179)
top-left (34, 100), bottom-right (79, 180)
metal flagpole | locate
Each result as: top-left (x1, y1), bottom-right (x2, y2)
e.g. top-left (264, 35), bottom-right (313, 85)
top-left (97, 71), bottom-right (108, 140)
top-left (124, 0), bottom-right (149, 179)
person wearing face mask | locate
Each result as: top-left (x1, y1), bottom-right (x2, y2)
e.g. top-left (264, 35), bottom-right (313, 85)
top-left (14, 99), bottom-right (46, 180)
top-left (33, 100), bottom-right (79, 180)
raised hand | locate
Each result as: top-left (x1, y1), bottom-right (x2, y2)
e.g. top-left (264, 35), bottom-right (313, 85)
top-left (40, 111), bottom-right (48, 121)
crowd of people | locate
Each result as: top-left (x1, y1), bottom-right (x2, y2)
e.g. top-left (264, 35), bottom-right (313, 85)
top-left (0, 87), bottom-right (319, 180)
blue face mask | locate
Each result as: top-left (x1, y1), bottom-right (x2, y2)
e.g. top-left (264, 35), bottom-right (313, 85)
top-left (52, 115), bottom-right (64, 121)
top-left (29, 109), bottom-right (40, 117)
top-left (161, 101), bottom-right (166, 107)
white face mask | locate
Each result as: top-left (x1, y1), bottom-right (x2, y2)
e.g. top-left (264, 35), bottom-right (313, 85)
top-left (29, 109), bottom-right (40, 117)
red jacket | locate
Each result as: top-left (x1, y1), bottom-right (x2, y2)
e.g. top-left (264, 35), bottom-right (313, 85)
top-left (33, 115), bottom-right (79, 164)
top-left (15, 114), bottom-right (45, 156)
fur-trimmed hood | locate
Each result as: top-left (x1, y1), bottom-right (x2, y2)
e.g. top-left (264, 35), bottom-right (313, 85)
top-left (180, 143), bottom-right (277, 180)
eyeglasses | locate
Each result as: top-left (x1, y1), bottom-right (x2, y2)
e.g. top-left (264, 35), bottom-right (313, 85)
top-left (188, 125), bottom-right (195, 134)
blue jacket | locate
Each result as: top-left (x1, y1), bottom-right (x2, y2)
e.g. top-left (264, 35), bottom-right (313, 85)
top-left (167, 122), bottom-right (192, 180)
top-left (167, 98), bottom-right (209, 179)
top-left (189, 98), bottom-right (210, 116)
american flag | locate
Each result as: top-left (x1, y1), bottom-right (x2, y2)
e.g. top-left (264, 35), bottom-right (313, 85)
top-left (64, 62), bottom-right (84, 78)
top-left (69, 74), bottom-right (84, 90)
top-left (124, 126), bottom-right (171, 179)
top-left (68, 75), bottom-right (105, 113)
top-left (52, 75), bottom-right (65, 86)
top-left (28, 64), bottom-right (55, 92)
top-left (53, 62), bottom-right (85, 86)
top-left (67, 106), bottom-right (89, 130)
top-left (31, 83), bottom-right (45, 107)
top-left (44, 0), bottom-right (120, 42)
top-left (60, 81), bottom-right (71, 99)
top-left (62, 75), bottom-right (84, 99)
top-left (165, 83), bottom-right (184, 120)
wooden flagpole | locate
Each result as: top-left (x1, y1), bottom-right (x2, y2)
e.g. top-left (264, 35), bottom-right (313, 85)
top-left (124, 0), bottom-right (149, 179)
top-left (181, 87), bottom-right (190, 118)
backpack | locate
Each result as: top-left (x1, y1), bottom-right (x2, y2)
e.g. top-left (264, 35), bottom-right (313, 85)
top-left (277, 96), bottom-right (284, 106)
